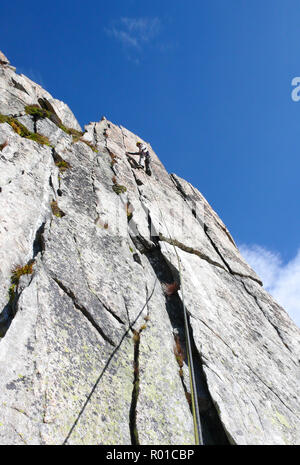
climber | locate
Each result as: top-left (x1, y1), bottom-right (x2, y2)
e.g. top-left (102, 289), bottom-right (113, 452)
top-left (126, 142), bottom-right (152, 176)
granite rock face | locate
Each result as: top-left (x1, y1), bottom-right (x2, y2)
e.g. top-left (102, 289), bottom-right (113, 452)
top-left (0, 51), bottom-right (299, 445)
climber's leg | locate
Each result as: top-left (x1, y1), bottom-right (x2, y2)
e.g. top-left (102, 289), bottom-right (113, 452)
top-left (145, 154), bottom-right (152, 176)
top-left (138, 154), bottom-right (145, 169)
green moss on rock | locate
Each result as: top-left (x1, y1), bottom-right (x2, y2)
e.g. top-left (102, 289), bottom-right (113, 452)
top-left (51, 200), bottom-right (66, 218)
top-left (55, 159), bottom-right (71, 173)
top-left (11, 262), bottom-right (35, 286)
top-left (80, 138), bottom-right (98, 153)
top-left (57, 125), bottom-right (98, 152)
top-left (25, 105), bottom-right (52, 119)
top-left (59, 125), bottom-right (83, 139)
top-left (27, 133), bottom-right (51, 146)
top-left (112, 184), bottom-right (127, 195)
top-left (0, 113), bottom-right (51, 146)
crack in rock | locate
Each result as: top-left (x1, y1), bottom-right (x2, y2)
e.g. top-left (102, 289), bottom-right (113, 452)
top-left (169, 174), bottom-right (262, 286)
top-left (144, 246), bottom-right (231, 445)
top-left (245, 362), bottom-right (296, 416)
top-left (0, 264), bottom-right (35, 339)
top-left (129, 283), bottom-right (151, 445)
top-left (71, 234), bottom-right (126, 326)
top-left (240, 279), bottom-right (294, 355)
top-left (158, 234), bottom-right (227, 272)
top-left (51, 276), bottom-right (116, 347)
top-left (63, 280), bottom-right (157, 445)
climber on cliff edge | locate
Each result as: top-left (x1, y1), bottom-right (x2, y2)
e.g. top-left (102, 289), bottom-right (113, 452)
top-left (126, 141), bottom-right (152, 176)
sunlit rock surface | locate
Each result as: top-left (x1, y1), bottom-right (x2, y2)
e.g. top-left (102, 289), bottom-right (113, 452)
top-left (0, 51), bottom-right (299, 445)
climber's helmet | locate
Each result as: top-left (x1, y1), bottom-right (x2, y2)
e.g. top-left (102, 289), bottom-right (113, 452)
top-left (136, 141), bottom-right (142, 147)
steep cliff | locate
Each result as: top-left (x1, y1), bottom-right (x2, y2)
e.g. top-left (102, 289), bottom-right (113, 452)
top-left (0, 51), bottom-right (299, 445)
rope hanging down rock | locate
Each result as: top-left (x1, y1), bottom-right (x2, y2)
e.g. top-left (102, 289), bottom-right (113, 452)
top-left (138, 166), bottom-right (203, 446)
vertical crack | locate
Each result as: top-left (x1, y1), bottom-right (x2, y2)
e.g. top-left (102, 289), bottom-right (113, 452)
top-left (129, 284), bottom-right (150, 445)
top-left (32, 222), bottom-right (46, 258)
top-left (173, 329), bottom-right (193, 410)
top-left (0, 261), bottom-right (35, 338)
top-left (62, 276), bottom-right (157, 445)
top-left (129, 328), bottom-right (141, 445)
top-left (144, 246), bottom-right (231, 445)
top-left (92, 122), bottom-right (98, 148)
top-left (129, 318), bottom-right (150, 445)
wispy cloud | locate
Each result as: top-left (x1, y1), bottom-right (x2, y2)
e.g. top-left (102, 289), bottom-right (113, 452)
top-left (109, 28), bottom-right (139, 49)
top-left (105, 16), bottom-right (161, 59)
top-left (239, 244), bottom-right (300, 327)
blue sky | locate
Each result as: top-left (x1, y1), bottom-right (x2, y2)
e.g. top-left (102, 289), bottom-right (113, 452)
top-left (1, 1), bottom-right (299, 324)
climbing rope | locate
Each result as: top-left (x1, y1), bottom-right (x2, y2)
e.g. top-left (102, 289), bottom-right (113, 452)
top-left (140, 168), bottom-right (203, 446)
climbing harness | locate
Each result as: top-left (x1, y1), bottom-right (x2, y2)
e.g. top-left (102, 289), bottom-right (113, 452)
top-left (141, 168), bottom-right (203, 446)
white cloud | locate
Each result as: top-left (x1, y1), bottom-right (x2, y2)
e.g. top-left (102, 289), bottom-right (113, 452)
top-left (120, 17), bottom-right (160, 42)
top-left (105, 17), bottom-right (161, 56)
top-left (108, 28), bottom-right (139, 49)
top-left (239, 244), bottom-right (300, 327)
